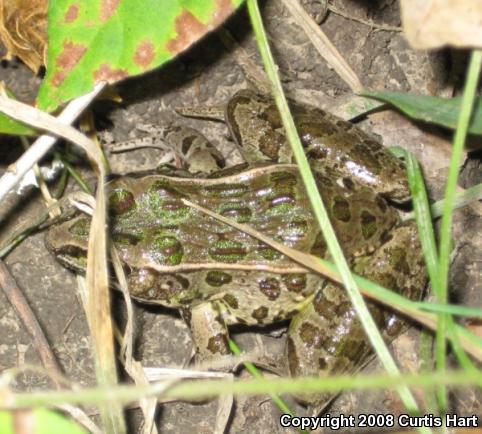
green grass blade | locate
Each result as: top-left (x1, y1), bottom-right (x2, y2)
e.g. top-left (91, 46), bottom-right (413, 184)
top-left (361, 91), bottom-right (482, 135)
top-left (402, 181), bottom-right (482, 221)
top-left (404, 150), bottom-right (439, 289)
top-left (437, 49), bottom-right (482, 411)
top-left (246, 0), bottom-right (426, 426)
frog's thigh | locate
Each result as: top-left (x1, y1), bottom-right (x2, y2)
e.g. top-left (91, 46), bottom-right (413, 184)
top-left (187, 301), bottom-right (233, 364)
top-left (353, 221), bottom-right (426, 337)
top-left (286, 222), bottom-right (426, 408)
top-left (358, 221), bottom-right (426, 300)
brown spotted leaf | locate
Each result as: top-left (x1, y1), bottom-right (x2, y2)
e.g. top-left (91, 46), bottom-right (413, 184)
top-left (37, 0), bottom-right (244, 111)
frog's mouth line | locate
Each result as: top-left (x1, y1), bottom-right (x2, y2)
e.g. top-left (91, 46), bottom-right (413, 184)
top-left (53, 247), bottom-right (87, 274)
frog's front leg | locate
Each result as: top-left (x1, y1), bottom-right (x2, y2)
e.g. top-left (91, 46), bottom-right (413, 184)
top-left (183, 300), bottom-right (235, 366)
top-left (107, 123), bottom-right (225, 175)
top-left (286, 222), bottom-right (426, 413)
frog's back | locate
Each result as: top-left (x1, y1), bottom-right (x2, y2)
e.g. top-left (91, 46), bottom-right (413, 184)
top-left (107, 165), bottom-right (398, 271)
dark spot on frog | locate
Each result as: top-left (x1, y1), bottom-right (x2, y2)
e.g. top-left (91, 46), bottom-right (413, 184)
top-left (299, 322), bottom-right (324, 349)
top-left (336, 301), bottom-right (352, 316)
top-left (388, 247), bottom-right (410, 274)
top-left (162, 200), bottom-right (187, 211)
top-left (286, 309), bottom-right (299, 318)
top-left (260, 106), bottom-right (284, 129)
top-left (315, 174), bottom-right (334, 187)
top-left (109, 189), bottom-right (136, 215)
top-left (318, 357), bottom-right (327, 370)
top-left (361, 210), bottom-right (377, 239)
top-left (306, 146), bottom-right (328, 160)
top-left (313, 292), bottom-right (336, 320)
top-left (223, 293), bottom-right (239, 309)
top-left (341, 338), bottom-right (367, 361)
top-left (257, 243), bottom-right (282, 261)
top-left (270, 171), bottom-right (297, 186)
top-left (310, 232), bottom-right (327, 257)
top-left (373, 272), bottom-right (397, 291)
top-left (259, 278), bottom-right (281, 300)
top-left (235, 316), bottom-right (247, 324)
top-left (207, 333), bottom-right (230, 355)
top-left (283, 274), bottom-right (307, 293)
top-left (259, 131), bottom-right (284, 161)
top-left (148, 180), bottom-right (181, 197)
top-left (251, 306), bottom-right (269, 323)
top-left (220, 205), bottom-right (252, 223)
top-left (208, 240), bottom-right (247, 263)
top-left (376, 195), bottom-right (388, 213)
top-left (335, 119), bottom-right (350, 129)
top-left (150, 274), bottom-right (184, 301)
top-left (332, 195), bottom-right (351, 222)
top-left (180, 308), bottom-right (192, 326)
top-left (362, 138), bottom-right (383, 152)
top-left (151, 235), bottom-right (184, 265)
top-left (287, 337), bottom-right (300, 376)
top-left (300, 120), bottom-right (337, 142)
top-left (342, 177), bottom-right (355, 190)
top-left (269, 193), bottom-right (295, 208)
top-left (385, 316), bottom-right (403, 337)
top-left (380, 230), bottom-right (393, 244)
top-left (176, 274), bottom-right (190, 289)
top-left (351, 144), bottom-right (381, 174)
top-left (112, 232), bottom-right (142, 246)
top-left (206, 271), bottom-right (232, 287)
top-left (286, 218), bottom-right (308, 238)
top-left (181, 135), bottom-right (196, 154)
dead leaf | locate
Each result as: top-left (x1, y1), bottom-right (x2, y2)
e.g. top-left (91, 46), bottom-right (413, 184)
top-left (400, 0), bottom-right (482, 49)
top-left (0, 0), bottom-right (47, 73)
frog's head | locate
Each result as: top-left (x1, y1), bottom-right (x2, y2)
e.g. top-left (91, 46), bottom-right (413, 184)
top-left (45, 215), bottom-right (90, 273)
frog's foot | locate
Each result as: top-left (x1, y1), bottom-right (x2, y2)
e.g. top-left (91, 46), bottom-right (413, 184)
top-left (285, 221), bottom-right (426, 413)
top-left (285, 282), bottom-right (374, 412)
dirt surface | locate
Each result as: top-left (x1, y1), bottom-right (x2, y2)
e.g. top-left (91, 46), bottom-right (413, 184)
top-left (1, 1), bottom-right (481, 433)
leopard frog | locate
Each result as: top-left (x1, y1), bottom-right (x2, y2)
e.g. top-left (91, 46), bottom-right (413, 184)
top-left (45, 89), bottom-right (426, 411)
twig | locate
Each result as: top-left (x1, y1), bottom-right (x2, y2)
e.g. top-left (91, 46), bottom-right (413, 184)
top-left (0, 82), bottom-right (106, 203)
top-left (328, 5), bottom-right (402, 32)
top-left (279, 0), bottom-right (363, 92)
top-left (0, 260), bottom-right (62, 377)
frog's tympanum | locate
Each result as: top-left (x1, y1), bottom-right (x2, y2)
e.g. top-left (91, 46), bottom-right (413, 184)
top-left (46, 89), bottom-right (426, 411)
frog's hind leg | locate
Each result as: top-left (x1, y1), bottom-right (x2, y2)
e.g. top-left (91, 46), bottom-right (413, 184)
top-left (183, 300), bottom-right (236, 369)
top-left (286, 221), bottom-right (426, 414)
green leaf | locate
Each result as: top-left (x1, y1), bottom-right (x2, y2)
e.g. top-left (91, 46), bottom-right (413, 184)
top-left (0, 409), bottom-right (87, 434)
top-left (0, 86), bottom-right (38, 136)
top-left (0, 112), bottom-right (38, 136)
top-left (361, 90), bottom-right (482, 135)
top-left (38, 0), bottom-right (244, 111)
